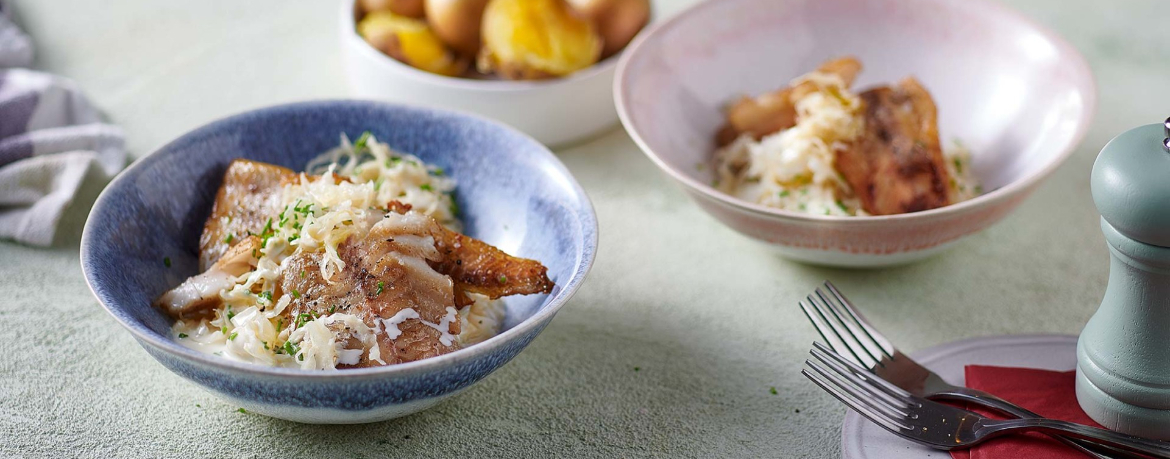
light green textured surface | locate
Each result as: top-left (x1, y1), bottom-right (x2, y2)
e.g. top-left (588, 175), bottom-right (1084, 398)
top-left (2, 0), bottom-right (1168, 457)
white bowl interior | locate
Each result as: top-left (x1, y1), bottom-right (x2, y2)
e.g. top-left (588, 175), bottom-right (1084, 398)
top-left (620, 0), bottom-right (1094, 197)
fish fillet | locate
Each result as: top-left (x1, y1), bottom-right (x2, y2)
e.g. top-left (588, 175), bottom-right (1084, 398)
top-left (834, 77), bottom-right (952, 215)
top-left (198, 160), bottom-right (293, 271)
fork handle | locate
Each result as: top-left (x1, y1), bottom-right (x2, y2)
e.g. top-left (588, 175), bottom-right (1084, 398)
top-left (980, 417), bottom-right (1170, 458)
top-left (932, 387), bottom-right (1140, 459)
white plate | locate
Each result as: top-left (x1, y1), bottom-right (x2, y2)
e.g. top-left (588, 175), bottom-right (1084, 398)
top-left (841, 334), bottom-right (1079, 459)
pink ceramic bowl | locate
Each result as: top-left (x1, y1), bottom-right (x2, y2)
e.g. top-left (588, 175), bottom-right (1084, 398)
top-left (615, 0), bottom-right (1096, 267)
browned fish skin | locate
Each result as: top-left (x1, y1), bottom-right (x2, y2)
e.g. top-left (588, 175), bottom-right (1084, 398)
top-left (835, 77), bottom-right (952, 215)
top-left (431, 229), bottom-right (555, 301)
top-left (199, 160), bottom-right (293, 270)
top-left (381, 201), bottom-right (555, 302)
top-left (279, 214), bottom-right (462, 366)
top-left (717, 56), bottom-right (862, 146)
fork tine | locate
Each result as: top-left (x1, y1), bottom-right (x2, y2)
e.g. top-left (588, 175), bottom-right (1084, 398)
top-left (813, 341), bottom-right (914, 401)
top-left (804, 356), bottom-right (910, 423)
top-left (815, 287), bottom-right (885, 366)
top-left (803, 361), bottom-right (913, 433)
top-left (802, 368), bottom-right (907, 435)
top-left (809, 344), bottom-right (911, 409)
top-left (824, 281), bottom-right (895, 358)
top-left (798, 300), bottom-right (861, 366)
top-left (806, 293), bottom-right (880, 369)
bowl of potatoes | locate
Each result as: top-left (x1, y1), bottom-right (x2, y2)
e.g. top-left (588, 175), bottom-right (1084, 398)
top-left (340, 0), bottom-right (650, 146)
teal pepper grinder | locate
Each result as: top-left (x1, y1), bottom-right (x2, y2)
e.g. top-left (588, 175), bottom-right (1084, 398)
top-left (1077, 118), bottom-right (1170, 440)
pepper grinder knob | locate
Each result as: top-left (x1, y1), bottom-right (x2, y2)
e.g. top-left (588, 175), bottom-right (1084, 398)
top-left (1077, 119), bottom-right (1170, 440)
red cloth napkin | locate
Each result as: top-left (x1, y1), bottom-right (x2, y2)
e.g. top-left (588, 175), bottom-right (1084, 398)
top-left (949, 365), bottom-right (1103, 459)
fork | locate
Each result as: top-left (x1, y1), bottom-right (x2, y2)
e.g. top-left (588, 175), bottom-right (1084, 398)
top-left (803, 342), bottom-right (1170, 457)
top-left (798, 281), bottom-right (1125, 458)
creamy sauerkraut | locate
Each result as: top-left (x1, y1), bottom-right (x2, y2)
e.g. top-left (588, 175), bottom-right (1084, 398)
top-left (172, 133), bottom-right (505, 369)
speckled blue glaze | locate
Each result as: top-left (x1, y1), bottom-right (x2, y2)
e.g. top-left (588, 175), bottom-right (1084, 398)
top-left (79, 101), bottom-right (597, 424)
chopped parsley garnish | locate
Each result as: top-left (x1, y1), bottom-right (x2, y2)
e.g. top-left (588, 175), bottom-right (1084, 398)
top-left (259, 291), bottom-right (273, 302)
top-left (290, 289), bottom-right (301, 299)
top-left (258, 217), bottom-right (275, 249)
top-left (634, 367), bottom-right (640, 372)
top-left (300, 270), bottom-right (306, 278)
top-left (419, 184), bottom-right (433, 192)
top-left (353, 131), bottom-right (372, 152)
top-left (770, 387), bottom-right (778, 395)
top-left (163, 257), bottom-right (172, 268)
top-left (228, 332), bottom-right (238, 341)
top-left (177, 333), bottom-right (188, 339)
top-left (431, 167), bottom-right (444, 176)
top-left (287, 234), bottom-right (299, 243)
top-left (262, 341), bottom-right (269, 350)
top-left (386, 156), bottom-right (402, 167)
top-left (292, 201), bottom-right (314, 216)
top-left (328, 305), bottom-right (336, 314)
top-left (283, 341), bottom-right (299, 356)
top-left (953, 158), bottom-right (963, 174)
top-left (223, 233), bottom-right (234, 244)
top-left (375, 281), bottom-right (384, 296)
top-left (498, 275), bottom-right (507, 284)
top-left (237, 408), bottom-right (247, 414)
top-left (836, 200), bottom-right (848, 212)
top-left (779, 190), bottom-right (790, 198)
top-left (196, 404), bottom-right (201, 408)
top-left (226, 308), bottom-right (235, 320)
top-left (221, 326), bottom-right (228, 335)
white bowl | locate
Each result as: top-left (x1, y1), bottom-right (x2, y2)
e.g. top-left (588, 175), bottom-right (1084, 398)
top-left (339, 0), bottom-right (620, 147)
top-left (615, 0), bottom-right (1096, 267)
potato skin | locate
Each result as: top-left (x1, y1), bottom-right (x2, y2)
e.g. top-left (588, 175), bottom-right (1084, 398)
top-left (425, 0), bottom-right (490, 57)
top-left (569, 0), bottom-right (650, 59)
top-left (360, 0), bottom-right (425, 18)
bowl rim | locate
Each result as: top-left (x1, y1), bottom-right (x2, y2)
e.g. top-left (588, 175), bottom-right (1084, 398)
top-left (338, 0), bottom-right (622, 93)
top-left (80, 99), bottom-right (599, 381)
top-left (614, 0), bottom-right (1097, 224)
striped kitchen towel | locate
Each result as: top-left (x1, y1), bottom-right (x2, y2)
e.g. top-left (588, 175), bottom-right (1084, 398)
top-left (0, 1), bottom-right (125, 246)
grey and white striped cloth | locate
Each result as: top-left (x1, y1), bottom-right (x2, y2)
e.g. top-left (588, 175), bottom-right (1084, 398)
top-left (0, 1), bottom-right (125, 246)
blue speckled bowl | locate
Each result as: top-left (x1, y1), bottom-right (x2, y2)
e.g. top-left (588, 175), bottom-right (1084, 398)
top-left (80, 101), bottom-right (597, 424)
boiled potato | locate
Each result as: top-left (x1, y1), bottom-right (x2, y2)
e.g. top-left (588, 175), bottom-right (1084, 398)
top-left (358, 11), bottom-right (467, 77)
top-left (425, 0), bottom-right (490, 57)
top-left (359, 0), bottom-right (425, 18)
top-left (479, 0), bottom-right (602, 80)
top-left (568, 0), bottom-right (650, 59)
